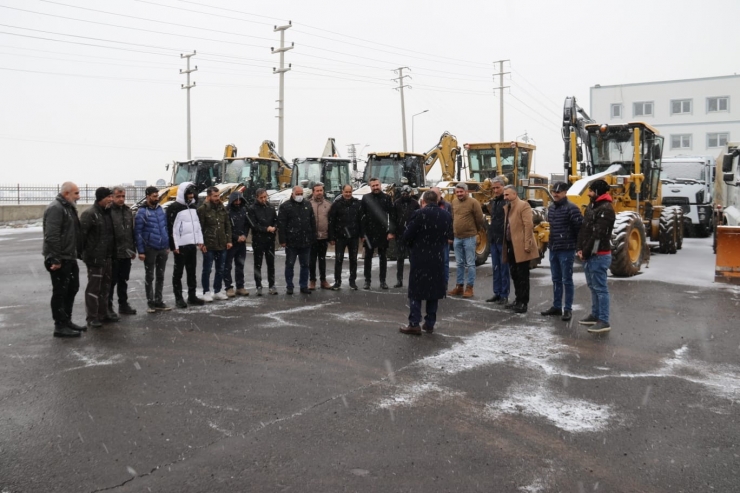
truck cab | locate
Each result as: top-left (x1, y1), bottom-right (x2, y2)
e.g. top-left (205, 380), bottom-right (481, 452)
top-left (715, 142), bottom-right (740, 229)
top-left (661, 155), bottom-right (715, 237)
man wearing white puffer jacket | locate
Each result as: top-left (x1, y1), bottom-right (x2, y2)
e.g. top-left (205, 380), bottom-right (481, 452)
top-left (167, 182), bottom-right (205, 308)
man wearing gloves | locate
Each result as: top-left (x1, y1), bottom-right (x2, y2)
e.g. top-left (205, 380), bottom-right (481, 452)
top-left (224, 191), bottom-right (250, 297)
top-left (167, 182), bottom-right (205, 308)
top-left (197, 186), bottom-right (232, 302)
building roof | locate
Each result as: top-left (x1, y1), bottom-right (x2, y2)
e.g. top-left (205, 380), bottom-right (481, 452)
top-left (592, 74), bottom-right (740, 90)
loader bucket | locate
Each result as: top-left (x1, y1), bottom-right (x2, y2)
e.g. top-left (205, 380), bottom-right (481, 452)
top-left (714, 226), bottom-right (740, 284)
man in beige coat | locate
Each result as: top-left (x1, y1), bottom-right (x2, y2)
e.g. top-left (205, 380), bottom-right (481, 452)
top-left (502, 185), bottom-right (539, 313)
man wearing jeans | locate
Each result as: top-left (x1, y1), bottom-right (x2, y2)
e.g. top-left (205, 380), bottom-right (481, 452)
top-left (135, 186), bottom-right (171, 313)
top-left (484, 178), bottom-right (510, 305)
top-left (198, 186), bottom-right (232, 302)
top-left (577, 179), bottom-right (615, 334)
top-left (448, 183), bottom-right (485, 298)
top-left (541, 181), bottom-right (583, 321)
top-left (278, 186), bottom-right (316, 295)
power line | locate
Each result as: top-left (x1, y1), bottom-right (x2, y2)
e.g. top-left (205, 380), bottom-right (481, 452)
top-left (131, 0), bottom-right (274, 26)
top-left (0, 66), bottom-right (178, 84)
top-left (508, 92), bottom-right (560, 126)
top-left (0, 31), bottom-right (178, 57)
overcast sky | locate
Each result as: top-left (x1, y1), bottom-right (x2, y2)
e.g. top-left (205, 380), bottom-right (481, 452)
top-left (2, 0), bottom-right (739, 186)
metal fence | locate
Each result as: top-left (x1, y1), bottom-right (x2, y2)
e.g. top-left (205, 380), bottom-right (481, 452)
top-left (0, 184), bottom-right (149, 205)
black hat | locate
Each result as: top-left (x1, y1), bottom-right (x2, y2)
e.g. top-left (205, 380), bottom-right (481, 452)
top-left (589, 179), bottom-right (610, 197)
top-left (95, 187), bottom-right (112, 202)
top-left (551, 181), bottom-right (570, 193)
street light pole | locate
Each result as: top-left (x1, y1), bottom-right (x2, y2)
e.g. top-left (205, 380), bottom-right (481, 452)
top-left (411, 109), bottom-right (429, 152)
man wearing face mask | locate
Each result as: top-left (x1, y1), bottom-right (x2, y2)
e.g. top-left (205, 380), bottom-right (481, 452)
top-left (80, 187), bottom-right (118, 329)
top-left (168, 182), bottom-right (205, 308)
top-left (278, 186), bottom-right (316, 294)
top-left (328, 184), bottom-right (362, 290)
top-left (502, 185), bottom-right (539, 313)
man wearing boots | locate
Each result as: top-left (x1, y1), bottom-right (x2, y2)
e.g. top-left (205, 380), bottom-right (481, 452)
top-left (43, 181), bottom-right (85, 338)
top-left (198, 186), bottom-right (233, 302)
top-left (109, 186), bottom-right (137, 316)
top-left (224, 191), bottom-right (250, 297)
top-left (135, 186), bottom-right (171, 313)
top-left (168, 182), bottom-right (205, 308)
top-left (278, 186), bottom-right (316, 295)
top-left (248, 188), bottom-right (278, 296)
top-left (80, 187), bottom-right (118, 329)
top-left (309, 182), bottom-right (332, 290)
top-left (502, 185), bottom-right (539, 313)
top-left (328, 184), bottom-right (362, 290)
top-left (360, 177), bottom-right (396, 290)
top-left (485, 177), bottom-right (510, 305)
top-left (449, 183), bottom-right (485, 298)
top-left (393, 185), bottom-right (419, 288)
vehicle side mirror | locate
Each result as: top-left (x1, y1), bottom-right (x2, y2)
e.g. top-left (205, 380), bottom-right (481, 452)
top-left (723, 172), bottom-right (735, 184)
top-left (722, 154), bottom-right (734, 173)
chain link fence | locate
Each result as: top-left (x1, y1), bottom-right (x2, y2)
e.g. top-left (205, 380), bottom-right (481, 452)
top-left (0, 184), bottom-right (149, 205)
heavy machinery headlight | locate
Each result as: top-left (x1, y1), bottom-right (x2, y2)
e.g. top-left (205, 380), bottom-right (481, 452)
top-left (401, 177), bottom-right (409, 184)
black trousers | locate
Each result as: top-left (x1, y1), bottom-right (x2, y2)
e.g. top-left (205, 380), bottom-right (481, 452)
top-left (396, 241), bottom-right (409, 282)
top-left (507, 241), bottom-right (530, 304)
top-left (334, 237), bottom-right (359, 283)
top-left (224, 242), bottom-right (247, 289)
top-left (85, 259), bottom-right (112, 322)
top-left (253, 241), bottom-right (275, 288)
top-left (173, 245), bottom-right (198, 299)
top-left (47, 259), bottom-right (79, 325)
top-left (109, 257), bottom-right (132, 308)
top-left (364, 246), bottom-right (387, 283)
top-left (144, 247), bottom-right (168, 304)
top-left (310, 239), bottom-right (329, 282)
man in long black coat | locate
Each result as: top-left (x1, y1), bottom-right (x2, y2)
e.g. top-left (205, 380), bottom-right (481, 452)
top-left (400, 190), bottom-right (452, 335)
top-left (360, 177), bottom-right (396, 290)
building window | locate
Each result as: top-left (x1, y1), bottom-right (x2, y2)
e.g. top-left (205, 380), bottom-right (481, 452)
top-left (633, 101), bottom-right (653, 117)
top-left (611, 104), bottom-right (622, 119)
top-left (671, 99), bottom-right (692, 115)
top-left (671, 134), bottom-right (692, 150)
top-left (707, 132), bottom-right (729, 148)
top-left (707, 96), bottom-right (729, 113)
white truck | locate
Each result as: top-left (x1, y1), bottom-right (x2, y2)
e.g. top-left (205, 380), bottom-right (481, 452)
top-left (715, 142), bottom-right (740, 227)
top-left (660, 155), bottom-right (715, 237)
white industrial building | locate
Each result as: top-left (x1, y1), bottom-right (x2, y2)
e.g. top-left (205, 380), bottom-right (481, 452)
top-left (589, 74), bottom-right (740, 157)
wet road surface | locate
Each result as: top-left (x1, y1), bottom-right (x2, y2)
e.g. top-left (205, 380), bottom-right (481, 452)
top-left (0, 227), bottom-right (738, 492)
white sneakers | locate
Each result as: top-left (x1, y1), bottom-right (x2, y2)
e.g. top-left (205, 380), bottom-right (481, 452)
top-left (213, 291), bottom-right (229, 301)
top-left (201, 292), bottom-right (213, 302)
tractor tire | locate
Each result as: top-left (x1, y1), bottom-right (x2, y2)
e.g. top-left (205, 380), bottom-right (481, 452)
top-left (670, 206), bottom-right (684, 249)
top-left (658, 208), bottom-right (677, 254)
top-left (610, 212), bottom-right (647, 277)
top-left (475, 229), bottom-right (490, 266)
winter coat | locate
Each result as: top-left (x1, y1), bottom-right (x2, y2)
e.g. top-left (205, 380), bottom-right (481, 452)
top-left (486, 194), bottom-right (507, 245)
top-left (228, 191), bottom-right (250, 243)
top-left (547, 197), bottom-right (583, 251)
top-left (197, 200), bottom-right (232, 251)
top-left (393, 196), bottom-right (420, 242)
top-left (168, 182), bottom-right (203, 249)
top-left (310, 197), bottom-right (331, 241)
top-left (277, 198), bottom-right (316, 248)
top-left (328, 196), bottom-right (362, 241)
top-left (577, 193), bottom-right (616, 260)
top-left (402, 204), bottom-right (453, 301)
top-left (42, 193), bottom-right (81, 264)
top-left (360, 191), bottom-right (396, 249)
top-left (248, 201), bottom-right (277, 247)
top-left (80, 203), bottom-right (115, 266)
top-left (135, 202), bottom-right (170, 253)
top-left (502, 196), bottom-right (539, 264)
top-left (110, 202), bottom-right (136, 259)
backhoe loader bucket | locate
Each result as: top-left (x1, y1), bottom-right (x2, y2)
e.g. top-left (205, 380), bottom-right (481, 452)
top-left (714, 226), bottom-right (740, 284)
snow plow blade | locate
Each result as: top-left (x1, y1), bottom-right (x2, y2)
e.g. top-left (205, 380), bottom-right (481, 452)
top-left (715, 226), bottom-right (740, 284)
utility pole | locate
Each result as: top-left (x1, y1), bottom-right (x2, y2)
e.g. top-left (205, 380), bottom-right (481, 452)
top-left (392, 67), bottom-right (411, 152)
top-left (180, 51), bottom-right (197, 160)
top-left (493, 59), bottom-right (509, 141)
top-left (272, 21), bottom-right (293, 156)
top-left (347, 143), bottom-right (359, 173)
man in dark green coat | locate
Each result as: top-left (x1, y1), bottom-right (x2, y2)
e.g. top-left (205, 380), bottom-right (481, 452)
top-left (197, 186), bottom-right (233, 302)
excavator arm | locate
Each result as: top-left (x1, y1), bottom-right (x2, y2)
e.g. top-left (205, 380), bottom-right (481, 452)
top-left (562, 96), bottom-right (594, 181)
top-left (258, 140), bottom-right (292, 169)
top-left (423, 131), bottom-right (460, 181)
top-left (321, 138), bottom-right (340, 158)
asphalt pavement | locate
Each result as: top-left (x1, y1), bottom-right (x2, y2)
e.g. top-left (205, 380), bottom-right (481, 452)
top-left (0, 227), bottom-right (738, 492)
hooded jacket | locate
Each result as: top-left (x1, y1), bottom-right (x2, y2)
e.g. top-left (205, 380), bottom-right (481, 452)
top-left (228, 191), bottom-right (250, 243)
top-left (43, 193), bottom-right (81, 264)
top-left (168, 182), bottom-right (203, 250)
top-left (110, 200), bottom-right (136, 259)
top-left (577, 193), bottom-right (616, 259)
top-left (547, 196), bottom-right (583, 251)
top-left (328, 196), bottom-right (362, 241)
top-left (278, 197), bottom-right (316, 248)
top-left (197, 196), bottom-right (232, 251)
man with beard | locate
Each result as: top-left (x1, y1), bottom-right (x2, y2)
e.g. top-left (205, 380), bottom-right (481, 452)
top-left (248, 188), bottom-right (278, 296)
top-left (360, 178), bottom-right (396, 290)
top-left (109, 186), bottom-right (137, 316)
top-left (392, 185), bottom-right (419, 288)
top-left (135, 186), bottom-right (171, 313)
top-left (197, 186), bottom-right (233, 302)
top-left (167, 182), bottom-right (205, 308)
top-left (224, 191), bottom-right (250, 297)
top-left (502, 185), bottom-right (539, 313)
top-left (328, 184), bottom-right (362, 290)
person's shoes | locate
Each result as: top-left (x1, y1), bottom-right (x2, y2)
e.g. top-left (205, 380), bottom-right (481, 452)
top-left (513, 303), bottom-right (528, 314)
top-left (561, 310), bottom-right (572, 321)
top-left (394, 281), bottom-right (403, 288)
top-left (331, 282), bottom-right (341, 290)
top-left (87, 319), bottom-right (103, 329)
top-left (146, 303), bottom-right (156, 313)
top-left (300, 287), bottom-right (312, 294)
top-left (286, 287), bottom-right (294, 295)
top-left (54, 324), bottom-right (81, 338)
top-left (175, 298), bottom-right (188, 309)
top-left (103, 310), bottom-right (120, 322)
top-left (118, 304), bottom-right (137, 315)
top-left (496, 297), bottom-right (509, 305)
top-left (363, 281), bottom-right (371, 290)
top-left (486, 295), bottom-right (502, 303)
top-left (309, 280), bottom-right (317, 290)
top-left (187, 295), bottom-right (205, 306)
top-left (65, 320), bottom-right (87, 332)
top-left (504, 300), bottom-right (517, 310)
top-left (541, 307), bottom-right (563, 316)
top-left (153, 301), bottom-right (171, 311)
top-left (421, 323), bottom-right (434, 334)
top-left (380, 282), bottom-right (389, 290)
top-left (256, 287), bottom-right (263, 296)
top-left (349, 281), bottom-right (358, 290)
top-left (202, 292), bottom-right (213, 303)
top-left (269, 286), bottom-right (278, 295)
top-left (587, 320), bottom-right (611, 333)
top-left (462, 285), bottom-right (474, 298)
top-left (578, 314), bottom-right (599, 325)
top-left (236, 288), bottom-right (249, 296)
top-left (321, 280), bottom-right (332, 290)
top-left (448, 284), bottom-right (464, 296)
top-left (225, 288), bottom-right (236, 298)
top-left (213, 291), bottom-right (229, 301)
top-left (399, 324), bottom-right (422, 335)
